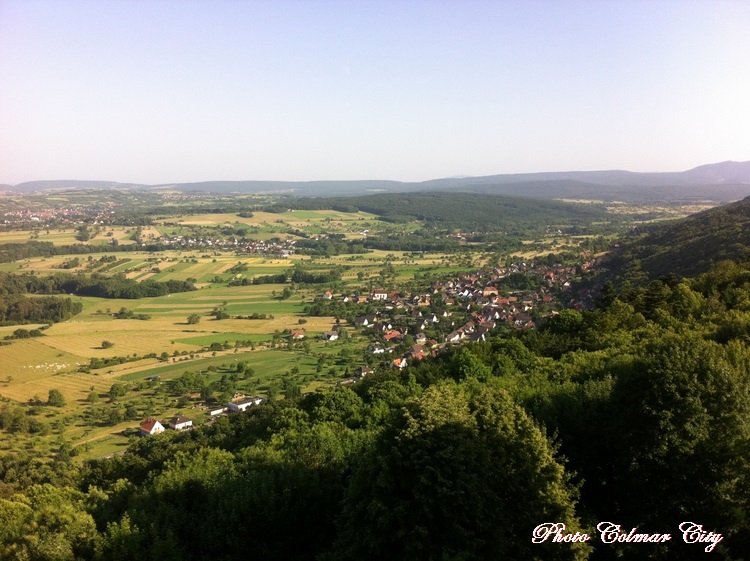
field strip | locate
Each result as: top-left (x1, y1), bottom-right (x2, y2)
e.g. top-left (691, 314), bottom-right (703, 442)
top-left (0, 368), bottom-right (117, 403)
top-left (0, 339), bottom-right (84, 379)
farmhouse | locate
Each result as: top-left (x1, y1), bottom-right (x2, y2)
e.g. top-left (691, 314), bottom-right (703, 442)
top-left (291, 329), bottom-right (306, 340)
top-left (168, 415), bottom-right (193, 430)
top-left (227, 396), bottom-right (264, 413)
top-left (139, 418), bottom-right (165, 436)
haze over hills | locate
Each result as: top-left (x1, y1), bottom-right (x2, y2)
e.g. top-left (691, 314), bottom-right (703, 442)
top-left (4, 160), bottom-right (750, 202)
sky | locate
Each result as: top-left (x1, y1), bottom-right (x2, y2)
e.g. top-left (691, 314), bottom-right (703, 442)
top-left (1, 0), bottom-right (749, 185)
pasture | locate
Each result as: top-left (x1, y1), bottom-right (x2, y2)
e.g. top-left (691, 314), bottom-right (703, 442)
top-left (0, 225), bottom-right (161, 247)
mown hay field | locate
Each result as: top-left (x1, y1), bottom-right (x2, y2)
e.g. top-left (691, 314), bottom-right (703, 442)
top-left (160, 210), bottom-right (378, 228)
top-left (0, 339), bottom-right (84, 383)
top-left (0, 225), bottom-right (161, 247)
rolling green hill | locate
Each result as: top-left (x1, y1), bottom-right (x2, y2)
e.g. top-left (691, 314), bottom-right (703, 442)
top-left (285, 191), bottom-right (612, 233)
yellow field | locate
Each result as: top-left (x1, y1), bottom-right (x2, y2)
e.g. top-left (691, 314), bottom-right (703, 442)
top-left (0, 229), bottom-right (80, 244)
top-left (0, 225), bottom-right (159, 247)
top-left (159, 210), bottom-right (377, 228)
top-left (0, 278), bottom-right (337, 405)
top-left (0, 338), bottom-right (84, 379)
top-left (0, 338), bottom-right (88, 401)
top-left (0, 366), bottom-right (119, 405)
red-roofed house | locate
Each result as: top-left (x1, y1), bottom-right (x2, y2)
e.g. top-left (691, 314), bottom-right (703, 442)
top-left (392, 357), bottom-right (408, 370)
top-left (140, 418), bottom-right (165, 436)
top-left (384, 330), bottom-right (402, 342)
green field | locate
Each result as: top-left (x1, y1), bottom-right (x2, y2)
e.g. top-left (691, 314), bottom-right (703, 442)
top-left (174, 332), bottom-right (266, 346)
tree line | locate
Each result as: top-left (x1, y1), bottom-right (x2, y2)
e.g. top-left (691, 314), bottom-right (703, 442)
top-left (0, 295), bottom-right (82, 325)
top-left (0, 272), bottom-right (196, 299)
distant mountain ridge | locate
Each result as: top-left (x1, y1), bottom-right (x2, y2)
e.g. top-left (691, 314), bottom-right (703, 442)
top-left (421, 160), bottom-right (750, 188)
top-left (4, 160), bottom-right (750, 202)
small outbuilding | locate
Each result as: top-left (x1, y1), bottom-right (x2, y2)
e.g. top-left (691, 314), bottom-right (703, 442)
top-left (227, 396), bottom-right (264, 413)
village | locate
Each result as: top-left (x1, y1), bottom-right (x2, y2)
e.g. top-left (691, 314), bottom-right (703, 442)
top-left (311, 259), bottom-right (597, 384)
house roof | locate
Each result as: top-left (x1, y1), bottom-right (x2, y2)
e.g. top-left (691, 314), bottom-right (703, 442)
top-left (384, 330), bottom-right (401, 341)
top-left (232, 396), bottom-right (263, 406)
top-left (140, 418), bottom-right (161, 432)
top-left (169, 415), bottom-right (192, 425)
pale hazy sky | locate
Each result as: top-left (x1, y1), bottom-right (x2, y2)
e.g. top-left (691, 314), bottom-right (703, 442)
top-left (1, 0), bottom-right (749, 185)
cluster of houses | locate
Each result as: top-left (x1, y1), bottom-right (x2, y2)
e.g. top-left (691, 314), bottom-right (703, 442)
top-left (1, 205), bottom-right (117, 226)
top-left (138, 395), bottom-right (265, 436)
top-left (139, 233), bottom-right (297, 257)
top-left (325, 262), bottom-right (598, 380)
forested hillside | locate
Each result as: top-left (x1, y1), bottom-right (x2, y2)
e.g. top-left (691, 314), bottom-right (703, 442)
top-left (606, 195), bottom-right (750, 280)
top-left (283, 192), bottom-right (612, 233)
top-left (2, 260), bottom-right (750, 560)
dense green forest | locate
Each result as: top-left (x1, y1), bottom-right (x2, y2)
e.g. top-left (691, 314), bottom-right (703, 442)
top-left (0, 294), bottom-right (82, 326)
top-left (279, 192), bottom-right (613, 233)
top-left (606, 196), bottom-right (750, 279)
top-left (2, 258), bottom-right (750, 560)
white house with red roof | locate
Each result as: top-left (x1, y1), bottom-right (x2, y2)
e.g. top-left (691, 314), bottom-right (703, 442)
top-left (139, 418), bottom-right (165, 436)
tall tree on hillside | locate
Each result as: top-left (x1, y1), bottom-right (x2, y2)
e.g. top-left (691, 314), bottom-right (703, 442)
top-left (331, 382), bottom-right (589, 561)
top-left (606, 334), bottom-right (750, 558)
top-left (47, 388), bottom-right (66, 407)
